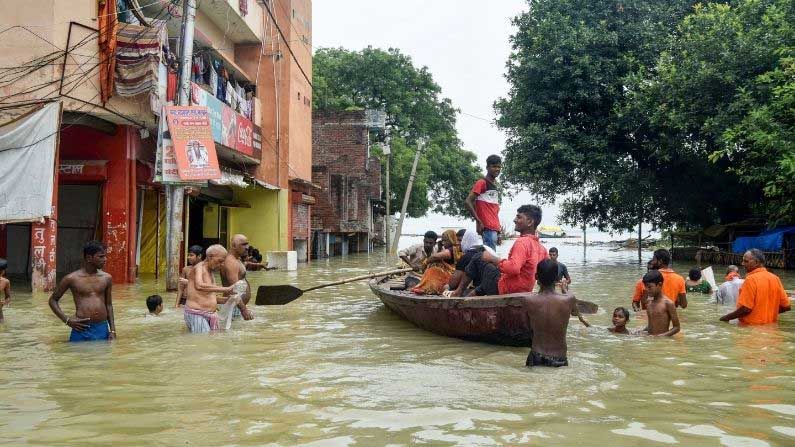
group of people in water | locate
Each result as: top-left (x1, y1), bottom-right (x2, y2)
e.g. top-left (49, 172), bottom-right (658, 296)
top-left (0, 154), bottom-right (790, 369)
top-left (395, 154), bottom-right (792, 366)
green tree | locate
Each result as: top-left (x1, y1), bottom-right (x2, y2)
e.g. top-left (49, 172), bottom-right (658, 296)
top-left (641, 0), bottom-right (795, 224)
top-left (313, 47), bottom-right (482, 217)
top-left (495, 0), bottom-right (724, 232)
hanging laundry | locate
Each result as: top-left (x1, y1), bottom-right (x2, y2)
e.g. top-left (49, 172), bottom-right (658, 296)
top-left (227, 80), bottom-right (236, 109)
top-left (115, 23), bottom-right (162, 97)
top-left (209, 62), bottom-right (218, 97)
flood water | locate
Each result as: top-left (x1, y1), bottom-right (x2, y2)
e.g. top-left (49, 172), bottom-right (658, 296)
top-left (1, 240), bottom-right (794, 446)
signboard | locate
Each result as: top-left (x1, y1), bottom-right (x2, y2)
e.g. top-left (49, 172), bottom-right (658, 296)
top-left (155, 108), bottom-right (184, 184)
top-left (191, 83), bottom-right (262, 161)
top-left (164, 106), bottom-right (222, 181)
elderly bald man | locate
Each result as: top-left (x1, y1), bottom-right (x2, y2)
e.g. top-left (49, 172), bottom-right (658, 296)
top-left (219, 234), bottom-right (254, 321)
top-left (184, 244), bottom-right (234, 333)
top-left (720, 249), bottom-right (790, 325)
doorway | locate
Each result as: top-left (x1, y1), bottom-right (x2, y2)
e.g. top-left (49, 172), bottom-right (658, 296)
top-left (57, 184), bottom-right (102, 275)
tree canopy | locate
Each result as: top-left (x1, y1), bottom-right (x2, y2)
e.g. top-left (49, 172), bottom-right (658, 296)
top-left (313, 47), bottom-right (482, 218)
top-left (496, 0), bottom-right (794, 231)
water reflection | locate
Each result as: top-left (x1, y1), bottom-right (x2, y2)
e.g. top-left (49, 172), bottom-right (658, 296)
top-left (0, 242), bottom-right (792, 445)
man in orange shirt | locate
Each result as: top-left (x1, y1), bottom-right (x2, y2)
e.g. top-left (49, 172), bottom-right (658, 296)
top-left (631, 260), bottom-right (655, 311)
top-left (720, 249), bottom-right (790, 325)
top-left (650, 249), bottom-right (687, 309)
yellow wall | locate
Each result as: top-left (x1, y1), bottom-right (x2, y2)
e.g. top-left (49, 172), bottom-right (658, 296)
top-left (228, 187), bottom-right (288, 251)
top-left (138, 190), bottom-right (166, 275)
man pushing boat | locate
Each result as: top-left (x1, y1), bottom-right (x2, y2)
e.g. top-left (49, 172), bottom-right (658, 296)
top-left (522, 259), bottom-right (589, 367)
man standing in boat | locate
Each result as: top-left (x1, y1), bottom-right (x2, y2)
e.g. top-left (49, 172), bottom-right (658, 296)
top-left (471, 205), bottom-right (548, 295)
top-left (465, 154), bottom-right (502, 250)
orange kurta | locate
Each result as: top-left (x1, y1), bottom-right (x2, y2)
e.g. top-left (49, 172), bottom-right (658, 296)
top-left (632, 278), bottom-right (645, 302)
top-left (736, 267), bottom-right (790, 325)
top-left (659, 268), bottom-right (686, 305)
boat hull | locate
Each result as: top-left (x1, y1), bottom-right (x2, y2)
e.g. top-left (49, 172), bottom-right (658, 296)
top-left (370, 278), bottom-right (534, 346)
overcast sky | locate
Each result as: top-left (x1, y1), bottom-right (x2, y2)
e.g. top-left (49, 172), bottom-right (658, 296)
top-left (312, 1), bottom-right (612, 238)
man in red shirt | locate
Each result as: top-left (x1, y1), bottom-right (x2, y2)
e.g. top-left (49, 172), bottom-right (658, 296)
top-left (476, 205), bottom-right (549, 294)
top-left (720, 249), bottom-right (790, 325)
top-left (465, 154), bottom-right (502, 250)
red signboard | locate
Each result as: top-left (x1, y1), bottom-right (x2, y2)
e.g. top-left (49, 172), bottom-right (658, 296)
top-left (165, 106), bottom-right (221, 181)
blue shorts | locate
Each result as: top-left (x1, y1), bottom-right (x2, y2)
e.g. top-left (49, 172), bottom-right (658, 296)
top-left (69, 320), bottom-right (110, 342)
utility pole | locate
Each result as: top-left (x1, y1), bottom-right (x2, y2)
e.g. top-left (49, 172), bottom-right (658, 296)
top-left (637, 219), bottom-right (643, 264)
top-left (391, 139), bottom-right (423, 254)
top-left (383, 138), bottom-right (391, 253)
top-left (165, 0), bottom-right (196, 290)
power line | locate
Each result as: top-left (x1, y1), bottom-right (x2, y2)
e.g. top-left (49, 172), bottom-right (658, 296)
top-left (262, 0), bottom-right (312, 89)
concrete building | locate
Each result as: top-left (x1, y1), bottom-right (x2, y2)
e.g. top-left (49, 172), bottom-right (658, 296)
top-left (0, 0), bottom-right (313, 290)
top-left (311, 110), bottom-right (384, 257)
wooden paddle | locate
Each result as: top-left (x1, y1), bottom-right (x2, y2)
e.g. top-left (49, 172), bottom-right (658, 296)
top-left (255, 268), bottom-right (414, 305)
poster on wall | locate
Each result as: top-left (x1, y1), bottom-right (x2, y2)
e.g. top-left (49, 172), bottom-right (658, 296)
top-left (191, 83), bottom-right (262, 160)
top-left (164, 106), bottom-right (221, 181)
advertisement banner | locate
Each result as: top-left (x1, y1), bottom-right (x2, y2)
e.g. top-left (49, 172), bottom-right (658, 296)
top-left (164, 106), bottom-right (221, 181)
top-left (191, 82), bottom-right (262, 160)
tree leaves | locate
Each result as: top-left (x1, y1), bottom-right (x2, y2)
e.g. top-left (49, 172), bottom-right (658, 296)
top-left (313, 47), bottom-right (481, 218)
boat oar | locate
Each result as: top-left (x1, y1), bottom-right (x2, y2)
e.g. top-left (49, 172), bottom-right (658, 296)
top-left (255, 268), bottom-right (414, 305)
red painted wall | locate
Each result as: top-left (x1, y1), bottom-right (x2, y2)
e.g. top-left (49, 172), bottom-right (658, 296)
top-left (59, 125), bottom-right (138, 283)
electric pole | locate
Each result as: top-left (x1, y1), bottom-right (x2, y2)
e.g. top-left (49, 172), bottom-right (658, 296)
top-left (384, 138), bottom-right (391, 253)
top-left (391, 139), bottom-right (424, 254)
top-left (165, 0), bottom-right (196, 290)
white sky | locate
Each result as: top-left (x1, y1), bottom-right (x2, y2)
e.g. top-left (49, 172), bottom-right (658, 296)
top-left (312, 1), bottom-right (642, 240)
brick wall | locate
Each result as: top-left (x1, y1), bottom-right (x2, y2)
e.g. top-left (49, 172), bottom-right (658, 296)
top-left (292, 203), bottom-right (310, 240)
top-left (311, 111), bottom-right (382, 234)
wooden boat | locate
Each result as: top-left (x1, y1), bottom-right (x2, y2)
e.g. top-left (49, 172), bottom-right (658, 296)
top-left (369, 275), bottom-right (598, 347)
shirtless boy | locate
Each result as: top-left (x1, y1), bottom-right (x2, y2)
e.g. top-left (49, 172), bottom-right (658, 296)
top-left (643, 270), bottom-right (681, 336)
top-left (48, 241), bottom-right (116, 341)
top-left (522, 259), bottom-right (588, 367)
top-left (176, 245), bottom-right (203, 308)
top-left (184, 244), bottom-right (234, 333)
top-left (219, 234), bottom-right (254, 320)
top-left (0, 258), bottom-right (10, 323)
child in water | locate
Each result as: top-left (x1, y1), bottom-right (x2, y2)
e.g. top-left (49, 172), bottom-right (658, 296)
top-left (146, 295), bottom-right (164, 317)
top-left (0, 258), bottom-right (10, 323)
top-left (176, 245), bottom-right (204, 307)
top-left (643, 270), bottom-right (681, 336)
top-left (608, 307), bottom-right (630, 334)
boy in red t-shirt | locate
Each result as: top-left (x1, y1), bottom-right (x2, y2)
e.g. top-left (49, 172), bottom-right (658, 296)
top-left (465, 154), bottom-right (502, 249)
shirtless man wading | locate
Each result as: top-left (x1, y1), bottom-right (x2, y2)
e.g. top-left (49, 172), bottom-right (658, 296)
top-left (184, 244), bottom-right (234, 333)
top-left (49, 240), bottom-right (116, 342)
top-left (522, 258), bottom-right (589, 367)
top-left (219, 234), bottom-right (254, 321)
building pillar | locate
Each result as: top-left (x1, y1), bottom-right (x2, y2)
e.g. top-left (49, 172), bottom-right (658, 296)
top-left (101, 127), bottom-right (137, 283)
top-left (31, 217), bottom-right (58, 292)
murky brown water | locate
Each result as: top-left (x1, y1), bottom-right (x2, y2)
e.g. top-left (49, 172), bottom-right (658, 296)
top-left (1, 241), bottom-right (793, 446)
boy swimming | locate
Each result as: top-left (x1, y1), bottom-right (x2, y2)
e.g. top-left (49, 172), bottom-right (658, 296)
top-left (608, 307), bottom-right (630, 334)
top-left (0, 258), bottom-right (10, 323)
top-left (146, 294), bottom-right (163, 316)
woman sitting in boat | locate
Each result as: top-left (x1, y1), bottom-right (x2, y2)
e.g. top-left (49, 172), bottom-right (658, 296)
top-left (411, 229), bottom-right (463, 295)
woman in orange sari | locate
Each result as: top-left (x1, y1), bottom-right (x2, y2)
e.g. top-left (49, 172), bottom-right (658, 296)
top-left (411, 230), bottom-right (463, 295)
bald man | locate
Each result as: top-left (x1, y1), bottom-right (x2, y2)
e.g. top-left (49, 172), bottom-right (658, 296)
top-left (220, 234), bottom-right (254, 321)
top-left (184, 244), bottom-right (234, 333)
